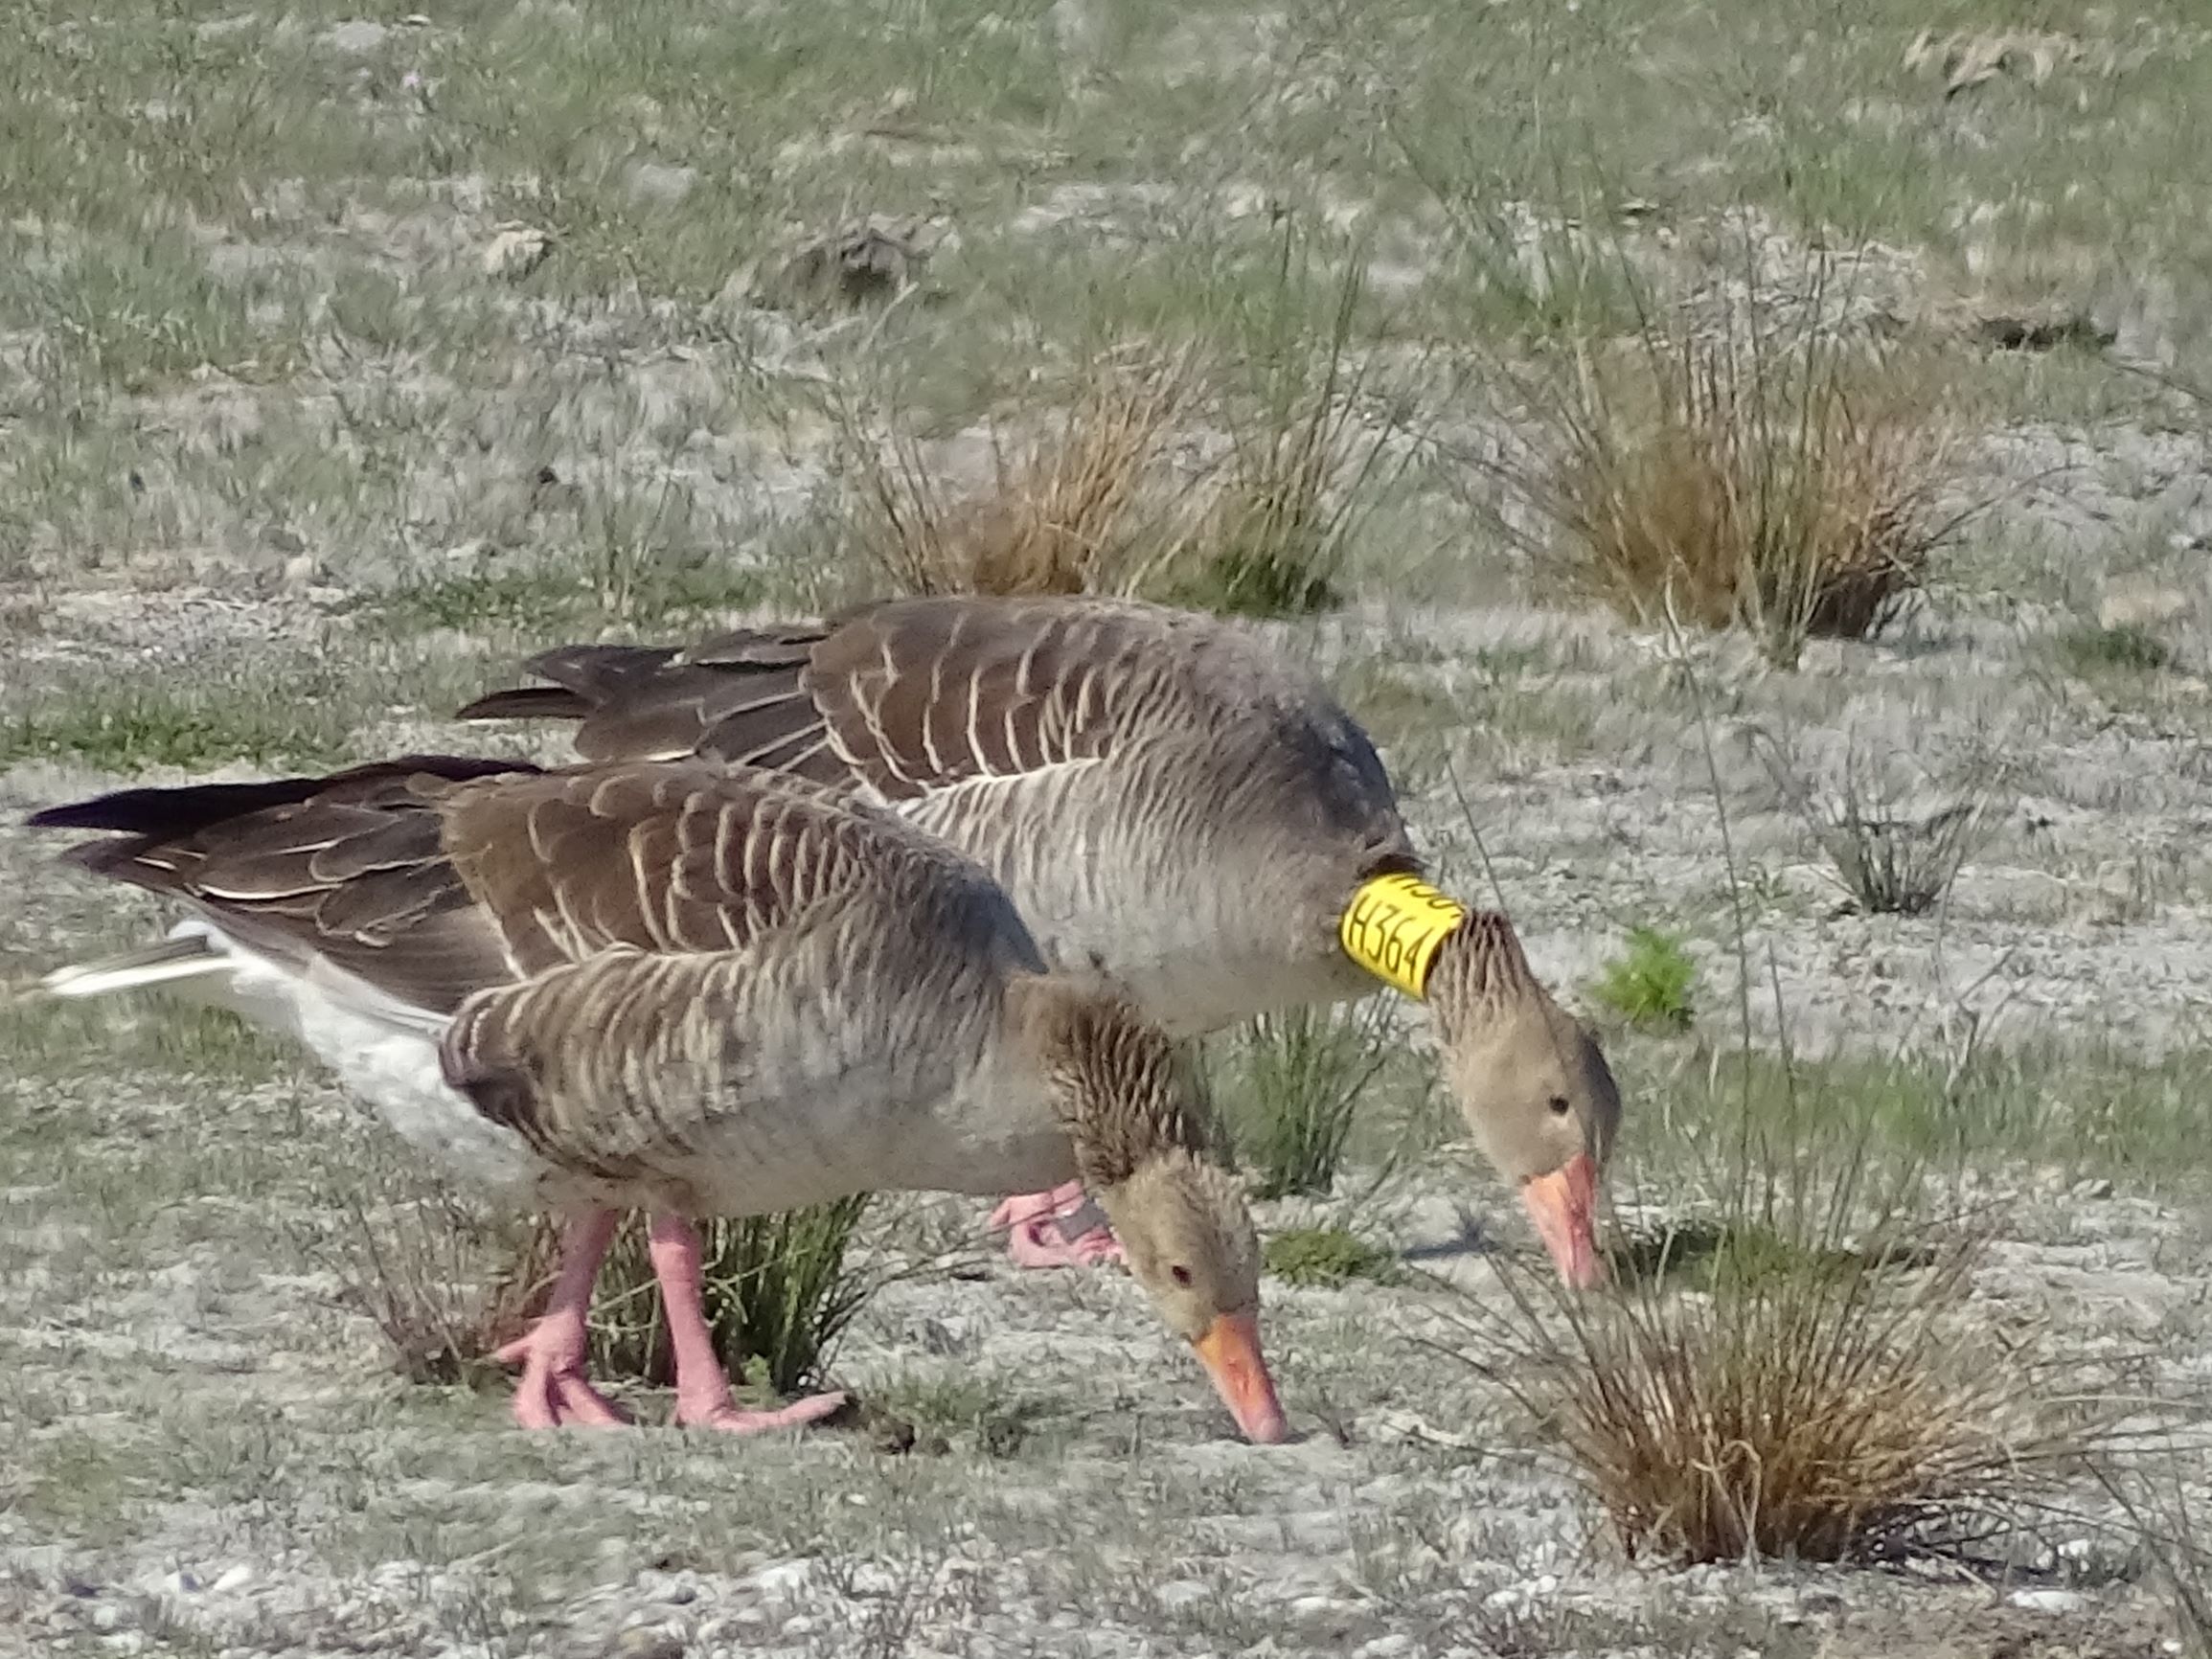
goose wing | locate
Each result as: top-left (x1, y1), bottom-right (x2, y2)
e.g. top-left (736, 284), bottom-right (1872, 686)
top-left (457, 595), bottom-right (1224, 802)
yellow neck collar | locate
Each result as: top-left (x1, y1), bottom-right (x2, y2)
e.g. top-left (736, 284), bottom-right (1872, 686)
top-left (1338, 873), bottom-right (1467, 1000)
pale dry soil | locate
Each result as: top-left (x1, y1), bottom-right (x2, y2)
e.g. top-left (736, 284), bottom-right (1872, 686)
top-left (8, 0), bottom-right (2212, 1654)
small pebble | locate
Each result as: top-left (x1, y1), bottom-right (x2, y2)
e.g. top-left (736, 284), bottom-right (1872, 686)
top-left (608, 1628), bottom-right (683, 1659)
top-left (750, 1560), bottom-right (811, 1597)
top-left (210, 1566), bottom-right (253, 1594)
top-left (482, 224), bottom-right (553, 280)
top-left (2008, 1588), bottom-right (2089, 1613)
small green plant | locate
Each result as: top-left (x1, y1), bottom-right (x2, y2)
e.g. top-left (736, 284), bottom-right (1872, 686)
top-left (868, 1375), bottom-right (1059, 1458)
top-left (1590, 925), bottom-right (1698, 1032)
top-left (1217, 1003), bottom-right (1390, 1200)
top-left (581, 1201), bottom-right (874, 1398)
top-left (1264, 1224), bottom-right (1400, 1288)
top-left (2057, 622), bottom-right (2172, 677)
top-left (1604, 1217), bottom-right (1929, 1295)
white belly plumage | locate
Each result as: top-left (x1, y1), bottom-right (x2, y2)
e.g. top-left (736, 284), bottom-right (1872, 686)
top-left (171, 921), bottom-right (544, 1196)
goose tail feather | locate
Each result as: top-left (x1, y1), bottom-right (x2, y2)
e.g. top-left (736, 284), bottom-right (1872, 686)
top-left (37, 932), bottom-right (229, 1000)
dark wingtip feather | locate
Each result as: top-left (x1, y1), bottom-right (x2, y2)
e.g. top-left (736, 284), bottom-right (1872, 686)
top-left (24, 784), bottom-right (273, 834)
top-left (453, 686), bottom-right (591, 723)
top-left (24, 755), bottom-right (536, 839)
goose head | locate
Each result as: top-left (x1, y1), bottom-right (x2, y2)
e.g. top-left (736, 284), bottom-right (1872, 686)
top-left (1425, 912), bottom-right (1621, 1289)
top-left (1009, 974), bottom-right (1289, 1444)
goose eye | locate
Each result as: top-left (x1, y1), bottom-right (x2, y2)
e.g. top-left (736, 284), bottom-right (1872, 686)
top-left (1547, 1095), bottom-right (1572, 1117)
top-left (1170, 1264), bottom-right (1195, 1287)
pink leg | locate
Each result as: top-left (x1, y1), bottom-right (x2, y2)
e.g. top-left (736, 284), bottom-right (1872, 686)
top-left (986, 1180), bottom-right (1125, 1269)
top-left (646, 1214), bottom-right (848, 1434)
top-left (497, 1207), bottom-right (629, 1430)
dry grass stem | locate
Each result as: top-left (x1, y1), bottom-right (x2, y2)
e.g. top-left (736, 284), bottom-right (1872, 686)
top-left (307, 1167), bottom-right (547, 1386)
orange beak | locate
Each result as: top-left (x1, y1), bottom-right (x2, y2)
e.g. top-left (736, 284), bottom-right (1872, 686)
top-left (1190, 1309), bottom-right (1290, 1444)
top-left (1521, 1152), bottom-right (1607, 1289)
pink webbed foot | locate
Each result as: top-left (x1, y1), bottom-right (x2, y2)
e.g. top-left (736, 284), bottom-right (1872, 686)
top-left (493, 1208), bottom-right (629, 1430)
top-left (650, 1214), bottom-right (848, 1436)
top-left (987, 1180), bottom-right (1125, 1269)
top-left (506, 1336), bottom-right (631, 1430)
top-left (676, 1391), bottom-right (851, 1435)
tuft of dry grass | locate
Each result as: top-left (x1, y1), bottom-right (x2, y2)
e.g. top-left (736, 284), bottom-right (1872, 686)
top-left (2100, 1437), bottom-right (2212, 1659)
top-left (1447, 1033), bottom-right (2096, 1569)
top-left (305, 1159), bottom-right (546, 1387)
top-left (840, 233), bottom-right (1396, 619)
top-left (1495, 256), bottom-right (1965, 669)
top-left (845, 348), bottom-right (1202, 602)
top-left (1463, 1218), bottom-right (2087, 1565)
top-left (1757, 724), bottom-right (2000, 917)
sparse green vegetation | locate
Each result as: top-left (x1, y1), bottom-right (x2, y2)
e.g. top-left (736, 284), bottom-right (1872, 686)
top-left (361, 561), bottom-right (766, 639)
top-left (1605, 1217), bottom-right (1928, 1294)
top-left (2058, 622), bottom-right (2174, 677)
top-left (1590, 924), bottom-right (1698, 1033)
top-left (1217, 1004), bottom-right (1389, 1200)
top-left (866, 1375), bottom-right (1062, 1459)
top-left (1264, 1224), bottom-right (1400, 1288)
top-left (0, 672), bottom-right (361, 774)
top-left (0, 993), bottom-right (300, 1087)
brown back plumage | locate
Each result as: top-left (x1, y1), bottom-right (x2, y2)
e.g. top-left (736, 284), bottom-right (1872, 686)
top-left (455, 595), bottom-right (1381, 807)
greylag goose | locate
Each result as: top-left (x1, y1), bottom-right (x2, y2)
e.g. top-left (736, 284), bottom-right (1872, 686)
top-left (30, 755), bottom-right (1288, 1442)
top-left (459, 595), bottom-right (1621, 1286)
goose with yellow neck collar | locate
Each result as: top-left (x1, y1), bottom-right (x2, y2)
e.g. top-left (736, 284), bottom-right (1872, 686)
top-left (459, 596), bottom-right (1622, 1286)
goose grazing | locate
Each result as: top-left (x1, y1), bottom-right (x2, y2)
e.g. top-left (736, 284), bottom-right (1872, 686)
top-left (29, 755), bottom-right (1288, 1443)
top-left (458, 594), bottom-right (1622, 1286)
